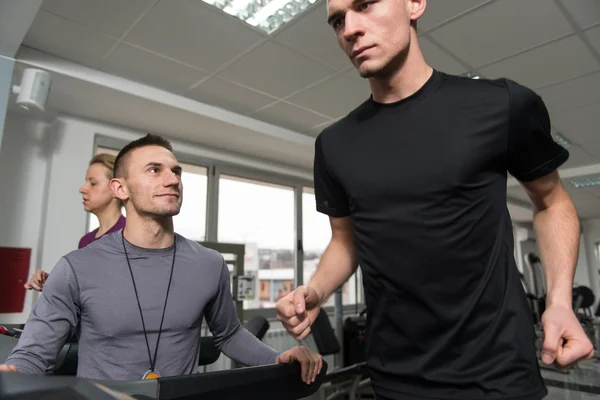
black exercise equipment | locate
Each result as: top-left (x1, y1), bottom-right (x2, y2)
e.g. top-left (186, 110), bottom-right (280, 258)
top-left (343, 307), bottom-right (367, 368)
top-left (573, 285), bottom-right (595, 315)
top-left (0, 359), bottom-right (328, 400)
top-left (244, 315), bottom-right (270, 339)
top-left (311, 309), bottom-right (341, 356)
top-left (522, 252), bottom-right (600, 368)
top-left (197, 337), bottom-right (220, 366)
top-left (309, 309), bottom-right (370, 399)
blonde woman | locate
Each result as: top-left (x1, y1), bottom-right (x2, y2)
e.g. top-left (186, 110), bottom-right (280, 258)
top-left (25, 154), bottom-right (125, 291)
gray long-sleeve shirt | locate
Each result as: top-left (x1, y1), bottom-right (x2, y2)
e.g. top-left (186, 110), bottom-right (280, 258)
top-left (6, 231), bottom-right (280, 380)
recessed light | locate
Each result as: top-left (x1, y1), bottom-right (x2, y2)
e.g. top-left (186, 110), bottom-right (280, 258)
top-left (569, 176), bottom-right (600, 188)
top-left (201, 0), bottom-right (317, 34)
top-left (552, 133), bottom-right (570, 149)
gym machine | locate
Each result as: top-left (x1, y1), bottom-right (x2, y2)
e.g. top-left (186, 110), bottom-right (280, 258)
top-left (0, 330), bottom-right (326, 400)
top-left (522, 252), bottom-right (599, 371)
top-left (0, 360), bottom-right (327, 400)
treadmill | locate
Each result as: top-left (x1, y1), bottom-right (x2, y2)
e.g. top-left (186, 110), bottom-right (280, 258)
top-left (0, 362), bottom-right (328, 400)
top-left (0, 331), bottom-right (327, 400)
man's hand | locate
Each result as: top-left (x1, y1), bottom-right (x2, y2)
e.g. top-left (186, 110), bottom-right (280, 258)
top-left (0, 365), bottom-right (18, 372)
top-left (540, 304), bottom-right (595, 368)
top-left (24, 270), bottom-right (48, 292)
top-left (276, 346), bottom-right (323, 384)
top-left (276, 286), bottom-right (321, 341)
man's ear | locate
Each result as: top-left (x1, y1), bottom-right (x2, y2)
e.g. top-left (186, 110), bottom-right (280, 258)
top-left (409, 0), bottom-right (426, 23)
top-left (110, 178), bottom-right (129, 201)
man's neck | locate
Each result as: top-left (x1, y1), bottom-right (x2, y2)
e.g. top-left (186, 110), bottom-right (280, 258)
top-left (95, 207), bottom-right (122, 237)
top-left (123, 214), bottom-right (175, 249)
top-left (369, 36), bottom-right (434, 104)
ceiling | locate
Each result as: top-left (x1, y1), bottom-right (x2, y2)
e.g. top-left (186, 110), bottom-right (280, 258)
top-left (9, 0), bottom-right (600, 221)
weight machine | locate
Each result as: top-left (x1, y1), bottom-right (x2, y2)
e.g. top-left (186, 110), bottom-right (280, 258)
top-left (522, 252), bottom-right (600, 370)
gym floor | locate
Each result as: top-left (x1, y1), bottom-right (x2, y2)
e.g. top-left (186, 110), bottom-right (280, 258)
top-left (541, 359), bottom-right (600, 399)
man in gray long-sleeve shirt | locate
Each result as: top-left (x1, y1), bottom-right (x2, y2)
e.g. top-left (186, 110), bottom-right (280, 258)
top-left (1, 134), bottom-right (322, 383)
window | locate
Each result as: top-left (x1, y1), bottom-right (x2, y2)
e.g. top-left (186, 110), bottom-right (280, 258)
top-left (87, 147), bottom-right (208, 242)
top-left (173, 163), bottom-right (208, 241)
top-left (218, 174), bottom-right (295, 309)
top-left (302, 187), bottom-right (359, 306)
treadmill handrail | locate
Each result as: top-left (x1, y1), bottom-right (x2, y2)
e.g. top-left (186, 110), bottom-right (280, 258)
top-left (157, 361), bottom-right (329, 400)
top-left (1, 361), bottom-right (328, 400)
top-left (322, 361), bottom-right (368, 383)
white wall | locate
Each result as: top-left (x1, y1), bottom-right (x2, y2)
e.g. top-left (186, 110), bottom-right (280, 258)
top-left (0, 56), bottom-right (14, 152)
top-left (0, 111), bottom-right (54, 323)
top-left (582, 219), bottom-right (600, 306)
top-left (573, 235), bottom-right (591, 289)
top-left (38, 117), bottom-right (98, 276)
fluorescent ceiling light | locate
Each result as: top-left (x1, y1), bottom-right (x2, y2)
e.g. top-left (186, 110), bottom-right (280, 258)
top-left (569, 176), bottom-right (600, 188)
top-left (463, 72), bottom-right (480, 79)
top-left (202, 0), bottom-right (317, 33)
top-left (552, 132), bottom-right (570, 149)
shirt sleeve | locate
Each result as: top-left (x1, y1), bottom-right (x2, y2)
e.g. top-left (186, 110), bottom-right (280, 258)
top-left (204, 259), bottom-right (280, 366)
top-left (5, 257), bottom-right (81, 373)
top-left (314, 134), bottom-right (351, 217)
top-left (505, 79), bottom-right (569, 182)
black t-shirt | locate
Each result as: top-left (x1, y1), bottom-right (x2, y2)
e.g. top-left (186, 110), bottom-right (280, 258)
top-left (313, 70), bottom-right (568, 400)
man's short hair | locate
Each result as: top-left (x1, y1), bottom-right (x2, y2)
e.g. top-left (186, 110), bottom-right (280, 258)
top-left (114, 134), bottom-right (173, 178)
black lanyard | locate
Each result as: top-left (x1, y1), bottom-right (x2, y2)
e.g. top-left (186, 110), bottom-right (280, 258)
top-left (122, 231), bottom-right (176, 375)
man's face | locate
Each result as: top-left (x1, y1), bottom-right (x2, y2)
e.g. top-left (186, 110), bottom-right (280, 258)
top-left (122, 146), bottom-right (183, 218)
top-left (327, 0), bottom-right (421, 78)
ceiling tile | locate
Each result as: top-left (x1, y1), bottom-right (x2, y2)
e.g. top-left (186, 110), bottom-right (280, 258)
top-left (41, 0), bottom-right (153, 37)
top-left (564, 0), bottom-right (600, 30)
top-left (537, 71), bottom-right (600, 114)
top-left (218, 41), bottom-right (336, 98)
top-left (577, 208), bottom-right (600, 220)
top-left (578, 135), bottom-right (600, 159)
top-left (584, 24), bottom-right (600, 54)
top-left (101, 43), bottom-right (207, 94)
top-left (187, 77), bottom-right (278, 115)
top-left (562, 145), bottom-right (599, 169)
top-left (580, 185), bottom-right (600, 199)
top-left (552, 102), bottom-right (600, 135)
top-left (287, 74), bottom-right (370, 119)
top-left (507, 186), bottom-right (531, 203)
top-left (306, 120), bottom-right (336, 137)
top-left (429, 0), bottom-right (573, 68)
top-left (478, 35), bottom-right (598, 89)
top-left (125, 0), bottom-right (264, 73)
top-left (256, 101), bottom-right (330, 132)
top-left (566, 126), bottom-right (598, 148)
top-left (420, 37), bottom-right (469, 75)
top-left (562, 189), bottom-right (600, 216)
top-left (508, 203), bottom-right (533, 222)
top-left (23, 10), bottom-right (116, 68)
top-left (418, 0), bottom-right (489, 32)
top-left (273, 3), bottom-right (350, 71)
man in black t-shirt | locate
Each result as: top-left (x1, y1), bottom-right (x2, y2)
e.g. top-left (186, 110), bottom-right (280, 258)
top-left (276, 0), bottom-right (595, 399)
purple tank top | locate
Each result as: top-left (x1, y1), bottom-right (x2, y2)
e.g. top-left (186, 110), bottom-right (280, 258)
top-left (78, 215), bottom-right (126, 249)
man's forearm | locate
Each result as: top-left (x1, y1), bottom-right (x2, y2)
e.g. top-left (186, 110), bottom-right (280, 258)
top-left (533, 199), bottom-right (580, 308)
top-left (307, 238), bottom-right (358, 304)
top-left (221, 326), bottom-right (280, 366)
